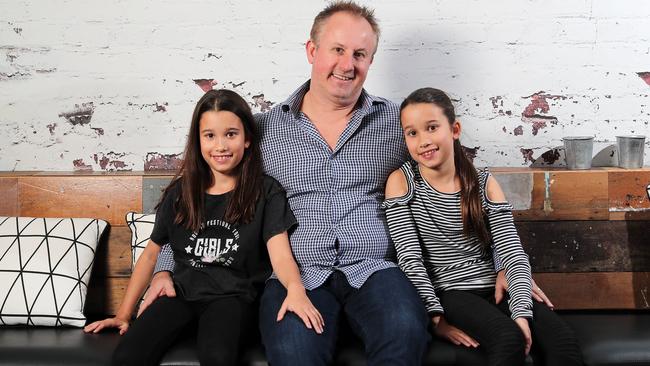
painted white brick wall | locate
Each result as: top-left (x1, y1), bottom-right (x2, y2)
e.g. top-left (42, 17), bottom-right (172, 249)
top-left (1, 0), bottom-right (649, 171)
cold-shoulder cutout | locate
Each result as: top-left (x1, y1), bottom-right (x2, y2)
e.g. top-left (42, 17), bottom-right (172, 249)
top-left (485, 175), bottom-right (507, 203)
top-left (385, 168), bottom-right (409, 199)
top-left (382, 162), bottom-right (416, 209)
top-left (478, 169), bottom-right (513, 213)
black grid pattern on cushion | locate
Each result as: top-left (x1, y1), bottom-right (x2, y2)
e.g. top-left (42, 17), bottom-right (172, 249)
top-left (0, 216), bottom-right (107, 327)
top-left (125, 212), bottom-right (156, 269)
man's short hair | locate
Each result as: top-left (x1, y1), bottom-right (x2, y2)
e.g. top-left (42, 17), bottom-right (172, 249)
top-left (310, 1), bottom-right (380, 47)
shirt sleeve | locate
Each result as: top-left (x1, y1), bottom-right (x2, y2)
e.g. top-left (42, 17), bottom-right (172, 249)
top-left (154, 244), bottom-right (175, 273)
top-left (484, 181), bottom-right (533, 320)
top-left (383, 197), bottom-right (444, 317)
top-left (262, 176), bottom-right (298, 243)
top-left (151, 185), bottom-right (176, 274)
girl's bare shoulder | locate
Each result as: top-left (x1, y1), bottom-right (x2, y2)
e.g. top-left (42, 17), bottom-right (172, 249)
top-left (385, 168), bottom-right (409, 199)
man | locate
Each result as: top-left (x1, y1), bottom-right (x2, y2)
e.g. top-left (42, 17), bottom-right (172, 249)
top-left (145, 2), bottom-right (552, 364)
top-left (150, 2), bottom-right (429, 364)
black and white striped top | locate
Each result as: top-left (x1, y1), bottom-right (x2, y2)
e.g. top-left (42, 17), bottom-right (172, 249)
top-left (383, 161), bottom-right (533, 320)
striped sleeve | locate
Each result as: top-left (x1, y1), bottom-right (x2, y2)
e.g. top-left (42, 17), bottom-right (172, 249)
top-left (383, 167), bottom-right (443, 316)
top-left (483, 172), bottom-right (533, 319)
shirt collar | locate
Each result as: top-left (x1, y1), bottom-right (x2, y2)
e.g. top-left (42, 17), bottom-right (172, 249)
top-left (281, 80), bottom-right (386, 118)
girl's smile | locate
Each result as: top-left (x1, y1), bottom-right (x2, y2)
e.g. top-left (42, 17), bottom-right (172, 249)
top-left (419, 147), bottom-right (440, 160)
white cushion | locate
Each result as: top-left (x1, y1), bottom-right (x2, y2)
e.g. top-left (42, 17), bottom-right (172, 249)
top-left (125, 212), bottom-right (156, 269)
top-left (0, 216), bottom-right (107, 327)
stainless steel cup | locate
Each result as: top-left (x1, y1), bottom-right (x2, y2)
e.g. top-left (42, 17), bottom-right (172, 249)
top-left (563, 136), bottom-right (594, 170)
top-left (616, 135), bottom-right (645, 168)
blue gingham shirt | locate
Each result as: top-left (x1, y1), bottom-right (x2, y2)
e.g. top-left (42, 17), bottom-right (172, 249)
top-left (155, 80), bottom-right (409, 289)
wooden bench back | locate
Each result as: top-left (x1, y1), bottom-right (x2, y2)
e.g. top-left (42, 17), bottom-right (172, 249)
top-left (1, 168), bottom-right (649, 314)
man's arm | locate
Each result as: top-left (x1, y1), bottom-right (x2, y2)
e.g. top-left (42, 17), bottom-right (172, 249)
top-left (137, 243), bottom-right (176, 317)
top-left (153, 243), bottom-right (175, 273)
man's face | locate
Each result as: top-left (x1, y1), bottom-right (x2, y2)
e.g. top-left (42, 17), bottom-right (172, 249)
top-left (306, 12), bottom-right (377, 105)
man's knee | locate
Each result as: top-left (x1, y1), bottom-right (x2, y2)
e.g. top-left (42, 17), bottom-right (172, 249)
top-left (353, 268), bottom-right (430, 344)
top-left (261, 316), bottom-right (335, 366)
top-left (260, 281), bottom-right (337, 366)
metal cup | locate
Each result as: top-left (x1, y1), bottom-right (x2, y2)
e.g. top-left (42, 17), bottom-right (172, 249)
top-left (616, 135), bottom-right (645, 169)
top-left (563, 136), bottom-right (594, 170)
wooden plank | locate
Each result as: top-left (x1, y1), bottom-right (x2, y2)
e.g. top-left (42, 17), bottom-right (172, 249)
top-left (533, 272), bottom-right (650, 310)
top-left (0, 177), bottom-right (19, 216)
top-left (0, 171), bottom-right (39, 177)
top-left (17, 176), bottom-right (143, 227)
top-left (91, 225), bottom-right (133, 278)
top-left (512, 171), bottom-right (609, 220)
top-left (609, 170), bottom-right (650, 220)
top-left (516, 221), bottom-right (650, 272)
top-left (85, 276), bottom-right (129, 316)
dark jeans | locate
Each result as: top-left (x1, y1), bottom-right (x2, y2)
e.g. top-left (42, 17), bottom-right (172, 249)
top-left (259, 268), bottom-right (430, 366)
top-left (112, 295), bottom-right (252, 366)
top-left (439, 288), bottom-right (584, 366)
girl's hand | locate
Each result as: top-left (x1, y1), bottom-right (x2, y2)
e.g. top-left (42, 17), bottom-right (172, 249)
top-left (433, 315), bottom-right (479, 348)
top-left (494, 270), bottom-right (508, 304)
top-left (83, 317), bottom-right (130, 335)
top-left (495, 271), bottom-right (554, 310)
top-left (531, 279), bottom-right (554, 309)
top-left (514, 317), bottom-right (532, 355)
top-left (276, 284), bottom-right (324, 334)
top-left (138, 271), bottom-right (176, 317)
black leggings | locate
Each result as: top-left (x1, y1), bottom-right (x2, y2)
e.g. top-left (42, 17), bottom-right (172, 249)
top-left (112, 295), bottom-right (252, 366)
top-left (439, 289), bottom-right (583, 366)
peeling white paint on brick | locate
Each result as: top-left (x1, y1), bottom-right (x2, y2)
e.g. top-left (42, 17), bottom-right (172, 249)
top-left (1, 0), bottom-right (649, 171)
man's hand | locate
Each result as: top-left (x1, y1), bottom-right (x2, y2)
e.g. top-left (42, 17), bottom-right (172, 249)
top-left (137, 271), bottom-right (175, 317)
top-left (432, 315), bottom-right (479, 348)
top-left (494, 271), bottom-right (554, 309)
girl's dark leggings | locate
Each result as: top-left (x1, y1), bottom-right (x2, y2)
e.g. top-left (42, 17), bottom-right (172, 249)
top-left (439, 288), bottom-right (584, 366)
top-left (111, 295), bottom-right (252, 366)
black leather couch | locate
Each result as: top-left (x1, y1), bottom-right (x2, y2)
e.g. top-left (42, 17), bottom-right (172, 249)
top-left (1, 311), bottom-right (649, 366)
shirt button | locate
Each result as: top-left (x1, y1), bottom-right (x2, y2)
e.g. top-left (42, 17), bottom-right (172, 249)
top-left (333, 259), bottom-right (340, 266)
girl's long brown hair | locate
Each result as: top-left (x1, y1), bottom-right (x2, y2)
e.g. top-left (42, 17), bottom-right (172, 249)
top-left (158, 89), bottom-right (263, 232)
top-left (400, 88), bottom-right (491, 246)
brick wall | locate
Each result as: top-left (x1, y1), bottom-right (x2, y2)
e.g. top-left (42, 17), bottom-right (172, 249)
top-left (1, 0), bottom-right (649, 171)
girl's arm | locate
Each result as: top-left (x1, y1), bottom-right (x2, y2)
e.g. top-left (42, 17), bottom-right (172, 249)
top-left (485, 175), bottom-right (533, 320)
top-left (486, 175), bottom-right (533, 354)
top-left (385, 169), bottom-right (479, 348)
top-left (83, 240), bottom-right (162, 335)
top-left (267, 231), bottom-right (324, 334)
top-left (384, 169), bottom-right (443, 316)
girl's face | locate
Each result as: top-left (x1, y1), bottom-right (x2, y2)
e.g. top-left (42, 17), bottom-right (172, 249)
top-left (401, 102), bottom-right (461, 171)
top-left (199, 110), bottom-right (250, 181)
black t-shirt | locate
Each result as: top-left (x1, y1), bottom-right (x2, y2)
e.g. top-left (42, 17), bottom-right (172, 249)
top-left (150, 175), bottom-right (297, 303)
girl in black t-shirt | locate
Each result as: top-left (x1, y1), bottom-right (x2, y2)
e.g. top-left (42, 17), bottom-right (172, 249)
top-left (84, 90), bottom-right (323, 366)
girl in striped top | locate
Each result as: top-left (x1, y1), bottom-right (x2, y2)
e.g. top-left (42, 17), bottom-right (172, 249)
top-left (383, 88), bottom-right (583, 366)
